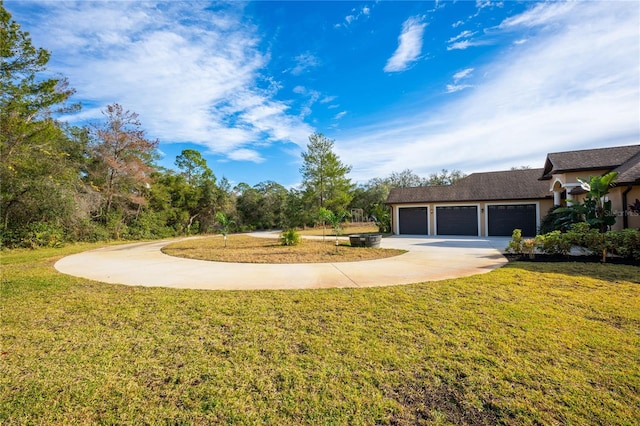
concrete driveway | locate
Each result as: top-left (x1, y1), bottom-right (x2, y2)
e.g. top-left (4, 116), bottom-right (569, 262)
top-left (54, 234), bottom-right (510, 291)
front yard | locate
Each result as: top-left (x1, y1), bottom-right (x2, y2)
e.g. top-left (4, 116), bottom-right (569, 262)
top-left (1, 244), bottom-right (639, 425)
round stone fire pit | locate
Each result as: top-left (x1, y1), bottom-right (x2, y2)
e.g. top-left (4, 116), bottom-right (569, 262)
top-left (349, 234), bottom-right (382, 248)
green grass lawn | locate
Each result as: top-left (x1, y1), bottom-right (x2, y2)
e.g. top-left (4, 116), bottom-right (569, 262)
top-left (2, 244), bottom-right (639, 425)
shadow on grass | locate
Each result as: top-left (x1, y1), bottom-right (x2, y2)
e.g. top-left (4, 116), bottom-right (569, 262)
top-left (502, 261), bottom-right (640, 284)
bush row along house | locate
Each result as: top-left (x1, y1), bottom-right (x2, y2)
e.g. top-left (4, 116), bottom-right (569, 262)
top-left (386, 145), bottom-right (640, 237)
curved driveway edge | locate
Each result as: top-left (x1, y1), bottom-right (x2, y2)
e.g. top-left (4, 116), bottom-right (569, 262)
top-left (54, 235), bottom-right (510, 291)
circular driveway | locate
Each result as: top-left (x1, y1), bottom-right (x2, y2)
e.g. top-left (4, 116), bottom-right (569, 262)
top-left (54, 234), bottom-right (510, 291)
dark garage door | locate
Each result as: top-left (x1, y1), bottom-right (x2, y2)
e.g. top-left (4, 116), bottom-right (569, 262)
top-left (399, 207), bottom-right (428, 235)
top-left (488, 204), bottom-right (537, 237)
top-left (436, 206), bottom-right (478, 236)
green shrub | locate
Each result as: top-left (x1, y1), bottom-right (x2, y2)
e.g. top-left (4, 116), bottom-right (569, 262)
top-left (506, 229), bottom-right (538, 257)
top-left (565, 222), bottom-right (591, 246)
top-left (506, 229), bottom-right (524, 254)
top-left (125, 211), bottom-right (175, 240)
top-left (61, 217), bottom-right (107, 243)
top-left (528, 226), bottom-right (639, 263)
top-left (0, 227), bottom-right (23, 248)
top-left (522, 238), bottom-right (536, 257)
top-left (535, 231), bottom-right (572, 256)
top-left (580, 229), bottom-right (613, 262)
top-left (22, 222), bottom-right (66, 248)
top-left (280, 229), bottom-right (301, 246)
top-left (609, 228), bottom-right (640, 261)
top-left (371, 205), bottom-right (391, 234)
top-left (106, 212), bottom-right (128, 240)
top-left (539, 205), bottom-right (580, 233)
top-left (563, 222), bottom-right (590, 248)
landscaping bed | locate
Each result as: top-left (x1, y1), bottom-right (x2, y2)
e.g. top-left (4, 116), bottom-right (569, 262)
top-left (162, 234), bottom-right (405, 263)
top-left (505, 227), bottom-right (640, 266)
top-left (504, 253), bottom-right (640, 266)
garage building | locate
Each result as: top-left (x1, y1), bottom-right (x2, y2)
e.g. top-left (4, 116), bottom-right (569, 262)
top-left (386, 145), bottom-right (640, 237)
top-left (387, 169), bottom-right (553, 237)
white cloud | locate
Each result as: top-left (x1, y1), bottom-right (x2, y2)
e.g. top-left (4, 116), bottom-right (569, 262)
top-left (384, 16), bottom-right (427, 72)
top-left (446, 29), bottom-right (483, 50)
top-left (290, 52), bottom-right (319, 76)
top-left (228, 148), bottom-right (265, 163)
top-left (13, 1), bottom-right (314, 159)
top-left (446, 84), bottom-right (473, 94)
top-left (320, 95), bottom-right (337, 104)
top-left (499, 1), bottom-right (575, 30)
top-left (447, 39), bottom-right (489, 51)
top-left (334, 111), bottom-right (347, 120)
top-left (338, 5), bottom-right (372, 27)
top-left (291, 86), bottom-right (321, 119)
top-left (446, 68), bottom-right (475, 93)
top-left (338, 2), bottom-right (640, 182)
top-left (448, 30), bottom-right (476, 43)
top-left (453, 68), bottom-right (474, 82)
top-left (476, 0), bottom-right (502, 9)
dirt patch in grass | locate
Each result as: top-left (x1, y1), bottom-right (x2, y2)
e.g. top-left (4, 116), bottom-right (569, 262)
top-left (162, 234), bottom-right (406, 263)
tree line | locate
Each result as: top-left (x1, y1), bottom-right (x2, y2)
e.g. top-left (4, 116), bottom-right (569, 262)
top-left (0, 5), bottom-right (463, 248)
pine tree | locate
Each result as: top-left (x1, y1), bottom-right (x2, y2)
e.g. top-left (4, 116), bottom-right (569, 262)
top-left (0, 4), bottom-right (80, 243)
top-left (300, 133), bottom-right (353, 215)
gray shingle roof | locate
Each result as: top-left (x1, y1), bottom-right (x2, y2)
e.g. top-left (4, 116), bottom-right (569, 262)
top-left (540, 145), bottom-right (640, 180)
top-left (387, 168), bottom-right (552, 204)
top-left (387, 145), bottom-right (640, 205)
top-left (613, 151), bottom-right (640, 184)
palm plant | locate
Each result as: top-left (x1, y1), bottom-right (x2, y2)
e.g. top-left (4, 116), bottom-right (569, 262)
top-left (215, 212), bottom-right (235, 248)
top-left (318, 208), bottom-right (349, 251)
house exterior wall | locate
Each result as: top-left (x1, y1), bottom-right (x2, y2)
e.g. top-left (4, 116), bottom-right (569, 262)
top-left (627, 186), bottom-right (640, 229)
top-left (608, 185), bottom-right (640, 230)
top-left (391, 198), bottom-right (554, 236)
top-left (549, 169), bottom-right (611, 188)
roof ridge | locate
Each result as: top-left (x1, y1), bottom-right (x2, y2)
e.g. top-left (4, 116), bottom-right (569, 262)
top-left (466, 168), bottom-right (544, 175)
top-left (547, 144), bottom-right (640, 156)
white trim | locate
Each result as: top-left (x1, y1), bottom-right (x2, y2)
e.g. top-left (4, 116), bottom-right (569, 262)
top-left (394, 204), bottom-right (430, 235)
top-left (550, 178), bottom-right (564, 205)
top-left (484, 202), bottom-right (540, 236)
top-left (563, 182), bottom-right (582, 188)
top-left (563, 182), bottom-right (582, 201)
top-left (550, 177), bottom-right (564, 192)
top-left (434, 203), bottom-right (481, 236)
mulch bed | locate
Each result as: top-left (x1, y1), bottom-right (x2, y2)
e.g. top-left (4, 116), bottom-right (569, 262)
top-left (504, 253), bottom-right (640, 266)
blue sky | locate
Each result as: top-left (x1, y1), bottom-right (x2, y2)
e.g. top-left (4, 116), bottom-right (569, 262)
top-left (6, 1), bottom-right (640, 187)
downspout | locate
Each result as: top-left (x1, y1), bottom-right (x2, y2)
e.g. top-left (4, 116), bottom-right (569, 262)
top-left (622, 184), bottom-right (632, 229)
